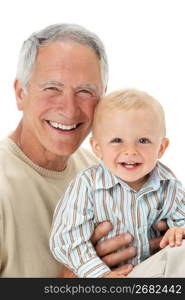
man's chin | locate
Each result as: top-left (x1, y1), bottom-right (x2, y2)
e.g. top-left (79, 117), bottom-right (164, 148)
top-left (50, 143), bottom-right (81, 157)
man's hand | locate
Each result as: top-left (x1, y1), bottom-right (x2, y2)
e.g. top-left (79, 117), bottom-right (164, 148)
top-left (58, 220), bottom-right (168, 277)
top-left (149, 220), bottom-right (169, 251)
top-left (103, 264), bottom-right (133, 278)
top-left (59, 266), bottom-right (77, 278)
top-left (92, 221), bottom-right (168, 264)
top-left (91, 222), bottom-right (136, 267)
top-left (58, 221), bottom-right (135, 277)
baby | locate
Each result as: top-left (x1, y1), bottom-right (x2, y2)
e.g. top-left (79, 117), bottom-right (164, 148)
top-left (50, 89), bottom-right (185, 278)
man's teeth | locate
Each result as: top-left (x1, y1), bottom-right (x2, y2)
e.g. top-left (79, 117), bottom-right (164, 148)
top-left (49, 121), bottom-right (77, 130)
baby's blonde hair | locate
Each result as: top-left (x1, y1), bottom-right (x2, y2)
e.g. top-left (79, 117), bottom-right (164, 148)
top-left (92, 88), bottom-right (166, 137)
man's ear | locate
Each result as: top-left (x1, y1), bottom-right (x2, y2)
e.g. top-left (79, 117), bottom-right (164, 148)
top-left (89, 136), bottom-right (102, 159)
top-left (14, 79), bottom-right (26, 111)
top-left (158, 138), bottom-right (169, 159)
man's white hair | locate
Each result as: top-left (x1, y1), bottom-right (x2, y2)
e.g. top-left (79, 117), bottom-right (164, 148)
top-left (16, 23), bottom-right (109, 92)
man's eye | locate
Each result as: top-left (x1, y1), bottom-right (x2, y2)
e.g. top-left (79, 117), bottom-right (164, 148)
top-left (79, 90), bottom-right (92, 96)
top-left (139, 138), bottom-right (150, 144)
top-left (110, 138), bottom-right (123, 143)
top-left (80, 90), bottom-right (88, 93)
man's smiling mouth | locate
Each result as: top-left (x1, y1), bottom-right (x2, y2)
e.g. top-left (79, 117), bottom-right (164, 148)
top-left (47, 121), bottom-right (81, 131)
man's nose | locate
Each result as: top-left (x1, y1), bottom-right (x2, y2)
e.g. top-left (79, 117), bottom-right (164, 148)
top-left (57, 90), bottom-right (80, 119)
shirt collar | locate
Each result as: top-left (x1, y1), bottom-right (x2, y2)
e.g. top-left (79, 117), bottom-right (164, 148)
top-left (156, 161), bottom-right (177, 181)
top-left (95, 162), bottom-right (120, 190)
top-left (95, 161), bottom-right (176, 192)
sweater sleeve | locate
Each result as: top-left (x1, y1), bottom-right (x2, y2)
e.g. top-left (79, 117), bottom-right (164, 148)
top-left (49, 172), bottom-right (110, 278)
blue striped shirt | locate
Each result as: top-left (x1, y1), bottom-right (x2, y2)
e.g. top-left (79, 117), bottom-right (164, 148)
top-left (50, 161), bottom-right (185, 278)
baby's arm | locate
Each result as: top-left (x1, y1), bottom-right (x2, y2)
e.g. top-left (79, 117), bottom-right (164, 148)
top-left (50, 171), bottom-right (111, 278)
top-left (160, 226), bottom-right (185, 248)
top-left (159, 182), bottom-right (185, 249)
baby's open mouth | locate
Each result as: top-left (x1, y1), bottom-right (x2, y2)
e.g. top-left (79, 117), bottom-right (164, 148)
top-left (121, 162), bottom-right (142, 169)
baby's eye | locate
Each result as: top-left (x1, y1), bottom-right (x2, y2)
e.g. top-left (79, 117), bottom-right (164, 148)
top-left (138, 138), bottom-right (151, 144)
top-left (110, 138), bottom-right (123, 143)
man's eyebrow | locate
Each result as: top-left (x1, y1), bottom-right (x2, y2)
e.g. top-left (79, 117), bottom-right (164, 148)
top-left (39, 81), bottom-right (65, 87)
top-left (39, 82), bottom-right (101, 94)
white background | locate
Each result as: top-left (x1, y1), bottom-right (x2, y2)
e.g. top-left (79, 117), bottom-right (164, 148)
top-left (0, 0), bottom-right (185, 181)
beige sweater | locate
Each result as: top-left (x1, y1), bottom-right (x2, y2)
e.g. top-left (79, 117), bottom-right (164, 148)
top-left (0, 137), bottom-right (98, 277)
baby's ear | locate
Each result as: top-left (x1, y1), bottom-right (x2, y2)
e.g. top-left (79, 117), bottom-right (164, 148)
top-left (158, 138), bottom-right (169, 158)
top-left (89, 136), bottom-right (102, 159)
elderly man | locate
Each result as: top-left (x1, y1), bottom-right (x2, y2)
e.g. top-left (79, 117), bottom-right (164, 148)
top-left (0, 23), bottom-right (182, 278)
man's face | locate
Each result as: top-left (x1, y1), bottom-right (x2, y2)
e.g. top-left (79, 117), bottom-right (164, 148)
top-left (16, 41), bottom-right (103, 158)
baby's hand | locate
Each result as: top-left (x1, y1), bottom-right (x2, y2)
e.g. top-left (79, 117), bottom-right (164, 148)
top-left (159, 226), bottom-right (185, 248)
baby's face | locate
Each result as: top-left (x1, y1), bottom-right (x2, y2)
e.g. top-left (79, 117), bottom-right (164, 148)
top-left (91, 107), bottom-right (169, 190)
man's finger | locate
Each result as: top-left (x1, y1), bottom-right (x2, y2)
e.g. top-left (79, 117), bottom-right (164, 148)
top-left (95, 232), bottom-right (133, 257)
top-left (149, 236), bottom-right (163, 250)
top-left (155, 220), bottom-right (168, 232)
top-left (91, 222), bottom-right (113, 245)
top-left (112, 264), bottom-right (133, 275)
top-left (101, 247), bottom-right (136, 267)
